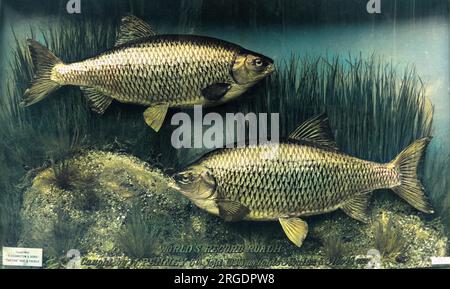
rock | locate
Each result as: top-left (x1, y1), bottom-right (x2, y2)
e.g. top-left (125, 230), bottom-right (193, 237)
top-left (19, 151), bottom-right (448, 268)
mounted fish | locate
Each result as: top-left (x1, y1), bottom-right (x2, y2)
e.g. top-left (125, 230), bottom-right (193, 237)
top-left (21, 15), bottom-right (275, 131)
top-left (170, 114), bottom-right (434, 247)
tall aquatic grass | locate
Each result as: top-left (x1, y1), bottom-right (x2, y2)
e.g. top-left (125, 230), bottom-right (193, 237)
top-left (424, 148), bottom-right (449, 224)
top-left (242, 55), bottom-right (434, 162)
top-left (0, 16), bottom-right (447, 247)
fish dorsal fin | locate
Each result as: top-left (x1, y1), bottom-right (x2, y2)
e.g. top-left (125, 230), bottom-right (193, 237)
top-left (341, 192), bottom-right (371, 223)
top-left (217, 200), bottom-right (250, 222)
top-left (80, 86), bottom-right (113, 115)
top-left (279, 217), bottom-right (308, 247)
top-left (288, 113), bottom-right (338, 150)
top-left (115, 15), bottom-right (157, 47)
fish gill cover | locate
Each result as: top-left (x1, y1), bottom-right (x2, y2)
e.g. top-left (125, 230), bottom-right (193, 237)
top-left (0, 0), bottom-right (448, 268)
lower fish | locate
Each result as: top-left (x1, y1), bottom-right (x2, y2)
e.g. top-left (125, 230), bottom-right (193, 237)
top-left (170, 114), bottom-right (434, 247)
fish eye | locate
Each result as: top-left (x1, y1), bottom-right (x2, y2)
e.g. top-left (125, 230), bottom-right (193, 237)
top-left (188, 172), bottom-right (199, 182)
top-left (253, 58), bottom-right (264, 67)
top-left (175, 172), bottom-right (195, 184)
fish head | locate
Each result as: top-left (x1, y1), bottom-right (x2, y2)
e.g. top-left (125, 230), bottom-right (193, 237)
top-left (169, 165), bottom-right (219, 214)
top-left (231, 50), bottom-right (275, 85)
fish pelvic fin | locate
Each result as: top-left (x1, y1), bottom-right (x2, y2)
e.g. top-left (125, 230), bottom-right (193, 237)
top-left (202, 83), bottom-right (231, 101)
top-left (279, 217), bottom-right (308, 247)
top-left (390, 137), bottom-right (434, 214)
top-left (21, 39), bottom-right (63, 107)
top-left (217, 200), bottom-right (250, 222)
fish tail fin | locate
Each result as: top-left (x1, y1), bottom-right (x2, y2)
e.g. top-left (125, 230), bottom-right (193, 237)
top-left (21, 39), bottom-right (63, 107)
top-left (390, 137), bottom-right (434, 214)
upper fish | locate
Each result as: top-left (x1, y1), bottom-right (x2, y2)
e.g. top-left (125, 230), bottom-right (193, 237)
top-left (21, 15), bottom-right (275, 131)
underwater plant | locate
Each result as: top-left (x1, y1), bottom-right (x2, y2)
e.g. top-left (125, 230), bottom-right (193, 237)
top-left (116, 205), bottom-right (164, 259)
top-left (49, 160), bottom-right (100, 211)
top-left (25, 207), bottom-right (85, 264)
top-left (47, 214), bottom-right (84, 259)
top-left (50, 159), bottom-right (96, 186)
top-left (244, 55), bottom-right (434, 162)
top-left (0, 186), bottom-right (22, 247)
top-left (50, 160), bottom-right (83, 191)
top-left (322, 235), bottom-right (346, 265)
top-left (424, 148), bottom-right (450, 226)
top-left (373, 213), bottom-right (407, 260)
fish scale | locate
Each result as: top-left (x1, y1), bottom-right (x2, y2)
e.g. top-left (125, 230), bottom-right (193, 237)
top-left (201, 143), bottom-right (400, 220)
top-left (53, 35), bottom-right (238, 106)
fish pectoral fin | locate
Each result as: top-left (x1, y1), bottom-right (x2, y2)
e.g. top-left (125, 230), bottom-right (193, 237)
top-left (279, 217), bottom-right (308, 247)
top-left (80, 86), bottom-right (113, 115)
top-left (341, 192), bottom-right (372, 223)
top-left (217, 200), bottom-right (249, 222)
top-left (288, 113), bottom-right (338, 150)
top-left (143, 103), bottom-right (170, 132)
top-left (202, 83), bottom-right (232, 101)
top-left (115, 15), bottom-right (157, 47)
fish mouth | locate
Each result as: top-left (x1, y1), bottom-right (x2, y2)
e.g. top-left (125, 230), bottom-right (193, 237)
top-left (167, 179), bottom-right (181, 191)
top-left (265, 64), bottom-right (276, 75)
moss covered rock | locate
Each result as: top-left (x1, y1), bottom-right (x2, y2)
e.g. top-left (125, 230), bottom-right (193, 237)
top-left (19, 151), bottom-right (448, 269)
top-left (19, 151), bottom-right (180, 260)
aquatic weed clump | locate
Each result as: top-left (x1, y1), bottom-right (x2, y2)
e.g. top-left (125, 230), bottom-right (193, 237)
top-left (25, 207), bottom-right (85, 267)
top-left (47, 213), bottom-right (85, 259)
top-left (373, 213), bottom-right (407, 260)
top-left (322, 235), bottom-right (346, 265)
top-left (116, 205), bottom-right (164, 259)
top-left (50, 160), bottom-right (83, 191)
top-left (48, 159), bottom-right (101, 211)
top-left (0, 22), bottom-right (112, 247)
top-left (50, 159), bottom-right (97, 188)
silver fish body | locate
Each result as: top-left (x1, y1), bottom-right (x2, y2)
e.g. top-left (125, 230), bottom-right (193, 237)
top-left (22, 16), bottom-right (274, 131)
top-left (53, 35), bottom-right (254, 107)
top-left (172, 114), bottom-right (433, 247)
top-left (199, 142), bottom-right (400, 220)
